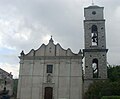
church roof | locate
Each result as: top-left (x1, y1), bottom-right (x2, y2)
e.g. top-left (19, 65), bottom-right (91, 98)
top-left (20, 37), bottom-right (82, 58)
top-left (0, 68), bottom-right (13, 79)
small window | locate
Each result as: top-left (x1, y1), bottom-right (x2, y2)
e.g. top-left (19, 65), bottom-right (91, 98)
top-left (47, 65), bottom-right (53, 73)
top-left (5, 80), bottom-right (7, 85)
top-left (4, 87), bottom-right (6, 91)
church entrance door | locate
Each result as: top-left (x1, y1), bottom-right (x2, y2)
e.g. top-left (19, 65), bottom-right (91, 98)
top-left (44, 87), bottom-right (53, 99)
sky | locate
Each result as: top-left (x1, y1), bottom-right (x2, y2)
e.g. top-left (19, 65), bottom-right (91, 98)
top-left (0, 0), bottom-right (120, 78)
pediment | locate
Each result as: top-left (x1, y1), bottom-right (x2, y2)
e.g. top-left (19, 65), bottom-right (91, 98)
top-left (20, 38), bottom-right (82, 57)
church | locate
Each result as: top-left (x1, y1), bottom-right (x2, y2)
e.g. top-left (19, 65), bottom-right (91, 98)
top-left (17, 4), bottom-right (108, 99)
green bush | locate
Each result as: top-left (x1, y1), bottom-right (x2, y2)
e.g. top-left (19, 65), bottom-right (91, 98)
top-left (85, 66), bottom-right (120, 99)
top-left (101, 96), bottom-right (120, 99)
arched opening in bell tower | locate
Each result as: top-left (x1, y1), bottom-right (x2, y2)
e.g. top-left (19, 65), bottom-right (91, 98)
top-left (91, 25), bottom-right (98, 46)
top-left (92, 58), bottom-right (99, 78)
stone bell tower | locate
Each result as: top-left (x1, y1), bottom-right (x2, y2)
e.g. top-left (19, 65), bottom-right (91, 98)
top-left (83, 5), bottom-right (108, 92)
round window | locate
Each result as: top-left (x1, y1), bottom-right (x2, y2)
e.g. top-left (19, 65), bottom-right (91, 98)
top-left (92, 11), bottom-right (96, 15)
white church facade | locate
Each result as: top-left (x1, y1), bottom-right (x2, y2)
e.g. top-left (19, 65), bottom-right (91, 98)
top-left (17, 4), bottom-right (108, 99)
top-left (17, 38), bottom-right (83, 99)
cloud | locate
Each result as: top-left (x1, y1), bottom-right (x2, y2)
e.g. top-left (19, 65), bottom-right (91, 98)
top-left (0, 0), bottom-right (85, 52)
top-left (0, 0), bottom-right (119, 77)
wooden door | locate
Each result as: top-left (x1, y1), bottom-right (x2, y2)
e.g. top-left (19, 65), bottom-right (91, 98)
top-left (44, 87), bottom-right (53, 99)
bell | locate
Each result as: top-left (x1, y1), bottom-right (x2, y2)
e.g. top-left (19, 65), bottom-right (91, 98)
top-left (92, 33), bottom-right (97, 42)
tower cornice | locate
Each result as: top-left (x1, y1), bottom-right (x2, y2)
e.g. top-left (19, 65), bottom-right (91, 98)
top-left (83, 49), bottom-right (108, 53)
top-left (84, 19), bottom-right (105, 22)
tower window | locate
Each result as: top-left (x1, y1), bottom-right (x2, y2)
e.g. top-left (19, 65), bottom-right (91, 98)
top-left (92, 59), bottom-right (99, 78)
top-left (91, 25), bottom-right (98, 46)
top-left (92, 11), bottom-right (96, 15)
top-left (47, 65), bottom-right (53, 73)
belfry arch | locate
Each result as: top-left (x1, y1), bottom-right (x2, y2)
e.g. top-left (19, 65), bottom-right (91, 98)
top-left (92, 58), bottom-right (99, 78)
top-left (91, 25), bottom-right (98, 46)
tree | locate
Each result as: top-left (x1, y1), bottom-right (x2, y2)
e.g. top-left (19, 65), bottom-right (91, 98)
top-left (107, 66), bottom-right (120, 82)
top-left (85, 65), bottom-right (120, 99)
top-left (13, 79), bottom-right (18, 98)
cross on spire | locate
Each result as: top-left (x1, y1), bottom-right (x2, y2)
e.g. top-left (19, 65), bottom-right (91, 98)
top-left (49, 35), bottom-right (54, 43)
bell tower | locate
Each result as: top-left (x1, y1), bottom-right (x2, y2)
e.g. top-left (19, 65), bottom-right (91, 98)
top-left (83, 5), bottom-right (108, 92)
